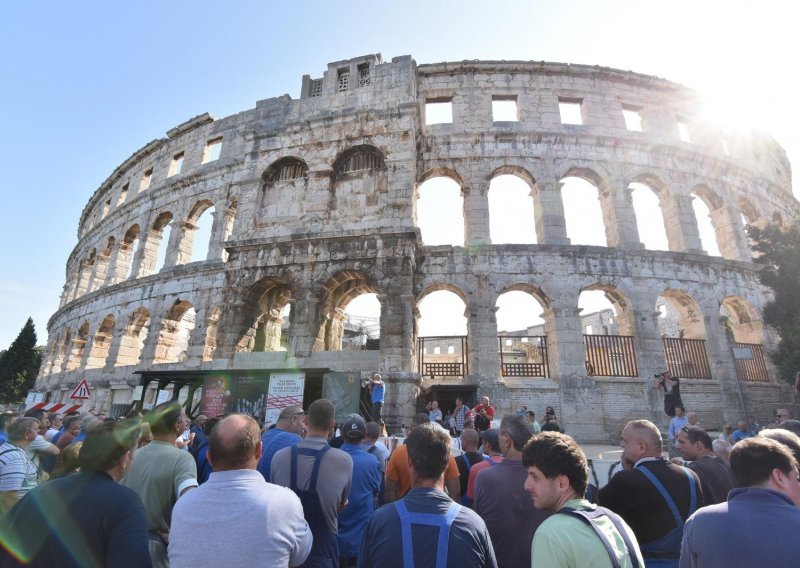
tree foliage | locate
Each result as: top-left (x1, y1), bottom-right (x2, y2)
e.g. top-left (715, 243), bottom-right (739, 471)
top-left (748, 219), bottom-right (800, 383)
top-left (0, 318), bottom-right (42, 403)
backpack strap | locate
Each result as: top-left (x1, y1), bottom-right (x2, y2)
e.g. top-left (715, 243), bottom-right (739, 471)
top-left (559, 506), bottom-right (640, 568)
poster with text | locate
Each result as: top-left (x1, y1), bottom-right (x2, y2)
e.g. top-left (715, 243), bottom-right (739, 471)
top-left (322, 371), bottom-right (360, 424)
top-left (265, 373), bottom-right (305, 424)
top-left (232, 375), bottom-right (271, 422)
top-left (200, 375), bottom-right (232, 418)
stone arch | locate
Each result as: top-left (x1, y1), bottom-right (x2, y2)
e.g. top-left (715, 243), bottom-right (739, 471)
top-left (139, 211), bottom-right (173, 276)
top-left (89, 236), bottom-right (116, 292)
top-left (75, 249), bottom-right (97, 298)
top-left (236, 275), bottom-right (296, 353)
top-left (154, 300), bottom-right (196, 364)
top-left (559, 168), bottom-right (609, 246)
top-left (579, 283), bottom-right (635, 335)
top-left (263, 156), bottom-right (309, 184)
top-left (119, 224), bottom-right (141, 281)
top-left (65, 320), bottom-right (90, 372)
top-left (50, 328), bottom-right (71, 374)
top-left (690, 185), bottom-right (723, 256)
top-left (203, 306), bottom-right (222, 361)
top-left (657, 289), bottom-right (707, 340)
top-left (488, 165), bottom-right (537, 188)
top-left (116, 308), bottom-right (151, 366)
top-left (488, 170), bottom-right (537, 244)
top-left (720, 296), bottom-right (765, 344)
top-left (178, 199), bottom-right (215, 264)
top-left (416, 283), bottom-right (470, 338)
top-left (314, 270), bottom-right (380, 351)
top-left (628, 178), bottom-right (670, 251)
top-left (738, 197), bottom-right (761, 226)
top-left (418, 167), bottom-right (464, 187)
top-left (415, 170), bottom-right (464, 246)
top-left (86, 314), bottom-right (115, 369)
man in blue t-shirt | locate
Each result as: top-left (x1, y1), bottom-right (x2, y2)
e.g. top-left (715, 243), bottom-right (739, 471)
top-left (338, 414), bottom-right (382, 566)
top-left (369, 373), bottom-right (385, 423)
top-left (256, 405), bottom-right (305, 482)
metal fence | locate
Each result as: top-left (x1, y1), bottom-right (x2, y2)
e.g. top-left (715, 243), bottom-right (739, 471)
top-left (498, 335), bottom-right (549, 377)
top-left (662, 338), bottom-right (712, 379)
top-left (418, 336), bottom-right (468, 378)
top-left (732, 342), bottom-right (770, 382)
top-left (583, 334), bottom-right (638, 377)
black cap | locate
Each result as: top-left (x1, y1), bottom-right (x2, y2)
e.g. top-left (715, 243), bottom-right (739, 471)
top-left (342, 414), bottom-right (367, 440)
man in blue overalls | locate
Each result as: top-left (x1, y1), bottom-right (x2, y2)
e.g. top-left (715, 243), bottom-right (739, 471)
top-left (358, 422), bottom-right (497, 567)
top-left (271, 399), bottom-right (353, 568)
top-left (599, 419), bottom-right (705, 567)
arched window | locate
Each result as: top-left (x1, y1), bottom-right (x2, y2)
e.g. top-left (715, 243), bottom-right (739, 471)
top-left (334, 145), bottom-right (385, 176)
top-left (560, 176), bottom-right (607, 246)
top-left (416, 176), bottom-right (464, 245)
top-left (630, 183), bottom-right (669, 251)
top-left (690, 194), bottom-right (721, 256)
top-left (116, 308), bottom-right (150, 366)
top-left (263, 157), bottom-right (308, 183)
top-left (489, 174), bottom-right (537, 244)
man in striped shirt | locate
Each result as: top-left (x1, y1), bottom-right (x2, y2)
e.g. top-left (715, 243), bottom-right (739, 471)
top-left (0, 418), bottom-right (40, 514)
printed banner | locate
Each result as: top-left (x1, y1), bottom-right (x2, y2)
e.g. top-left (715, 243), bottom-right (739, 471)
top-left (200, 375), bottom-right (232, 418)
top-left (322, 371), bottom-right (360, 424)
top-left (265, 373), bottom-right (305, 424)
top-left (232, 375), bottom-right (272, 422)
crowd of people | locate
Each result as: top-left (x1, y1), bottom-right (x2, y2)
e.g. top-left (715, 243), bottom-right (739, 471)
top-left (1, 397), bottom-right (800, 567)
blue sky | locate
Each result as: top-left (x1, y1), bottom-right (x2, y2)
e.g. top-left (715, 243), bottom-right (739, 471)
top-left (1, 0), bottom-right (797, 348)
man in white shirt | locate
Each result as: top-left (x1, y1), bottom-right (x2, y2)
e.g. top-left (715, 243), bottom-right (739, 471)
top-left (169, 414), bottom-right (311, 567)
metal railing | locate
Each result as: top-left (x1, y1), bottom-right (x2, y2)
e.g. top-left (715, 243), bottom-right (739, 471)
top-left (498, 335), bottom-right (549, 377)
top-left (662, 338), bottom-right (712, 379)
top-left (418, 336), bottom-right (468, 378)
top-left (583, 334), bottom-right (638, 377)
top-left (732, 342), bottom-right (770, 382)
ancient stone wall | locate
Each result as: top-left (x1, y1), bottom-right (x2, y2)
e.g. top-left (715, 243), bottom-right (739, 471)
top-left (39, 54), bottom-right (798, 441)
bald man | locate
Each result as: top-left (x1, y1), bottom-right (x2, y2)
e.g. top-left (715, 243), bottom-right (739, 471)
top-left (169, 414), bottom-right (311, 568)
top-left (454, 429), bottom-right (482, 505)
top-left (599, 419), bottom-right (705, 567)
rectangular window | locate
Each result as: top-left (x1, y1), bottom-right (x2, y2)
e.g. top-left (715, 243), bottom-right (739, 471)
top-left (622, 105), bottom-right (643, 131)
top-left (358, 63), bottom-right (371, 87)
top-left (677, 119), bottom-right (691, 142)
top-left (169, 152), bottom-right (184, 177)
top-left (585, 324), bottom-right (593, 335)
top-left (337, 68), bottom-right (350, 92)
top-left (558, 98), bottom-right (584, 125)
top-left (434, 346), bottom-right (441, 355)
top-left (447, 345), bottom-right (455, 354)
top-left (658, 304), bottom-right (667, 318)
top-left (310, 79), bottom-right (323, 97)
top-left (139, 168), bottom-right (153, 191)
top-left (425, 98), bottom-right (453, 125)
top-left (117, 183), bottom-right (129, 207)
top-left (202, 138), bottom-right (222, 164)
top-left (492, 96), bottom-right (518, 122)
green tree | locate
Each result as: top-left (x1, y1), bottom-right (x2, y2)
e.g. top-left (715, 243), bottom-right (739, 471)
top-left (0, 318), bottom-right (42, 403)
top-left (748, 219), bottom-right (800, 383)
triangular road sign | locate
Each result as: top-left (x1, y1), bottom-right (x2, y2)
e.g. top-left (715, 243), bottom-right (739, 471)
top-left (69, 379), bottom-right (92, 400)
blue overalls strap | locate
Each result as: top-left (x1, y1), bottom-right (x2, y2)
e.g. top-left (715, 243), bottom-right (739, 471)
top-left (289, 444), bottom-right (331, 490)
top-left (367, 445), bottom-right (378, 455)
top-left (395, 500), bottom-right (461, 568)
top-left (484, 456), bottom-right (497, 466)
top-left (637, 465), bottom-right (695, 529)
top-left (560, 506), bottom-right (641, 568)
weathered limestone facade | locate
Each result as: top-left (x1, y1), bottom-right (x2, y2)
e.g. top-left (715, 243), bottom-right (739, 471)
top-left (38, 54), bottom-right (798, 441)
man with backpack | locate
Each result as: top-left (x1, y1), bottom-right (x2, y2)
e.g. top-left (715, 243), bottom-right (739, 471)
top-left (523, 431), bottom-right (644, 567)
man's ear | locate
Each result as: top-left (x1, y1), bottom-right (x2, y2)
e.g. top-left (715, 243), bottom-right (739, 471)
top-left (255, 441), bottom-right (263, 461)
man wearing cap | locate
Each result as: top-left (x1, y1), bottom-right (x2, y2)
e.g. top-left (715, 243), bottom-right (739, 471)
top-left (256, 405), bottom-right (305, 482)
top-left (338, 414), bottom-right (382, 567)
top-left (272, 399), bottom-right (353, 568)
top-left (358, 422), bottom-right (497, 567)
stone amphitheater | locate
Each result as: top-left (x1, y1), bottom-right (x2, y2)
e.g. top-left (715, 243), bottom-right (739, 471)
top-left (36, 53), bottom-right (798, 442)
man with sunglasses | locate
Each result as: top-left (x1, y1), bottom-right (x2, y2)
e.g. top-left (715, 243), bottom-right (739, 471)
top-left (256, 405), bottom-right (305, 482)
